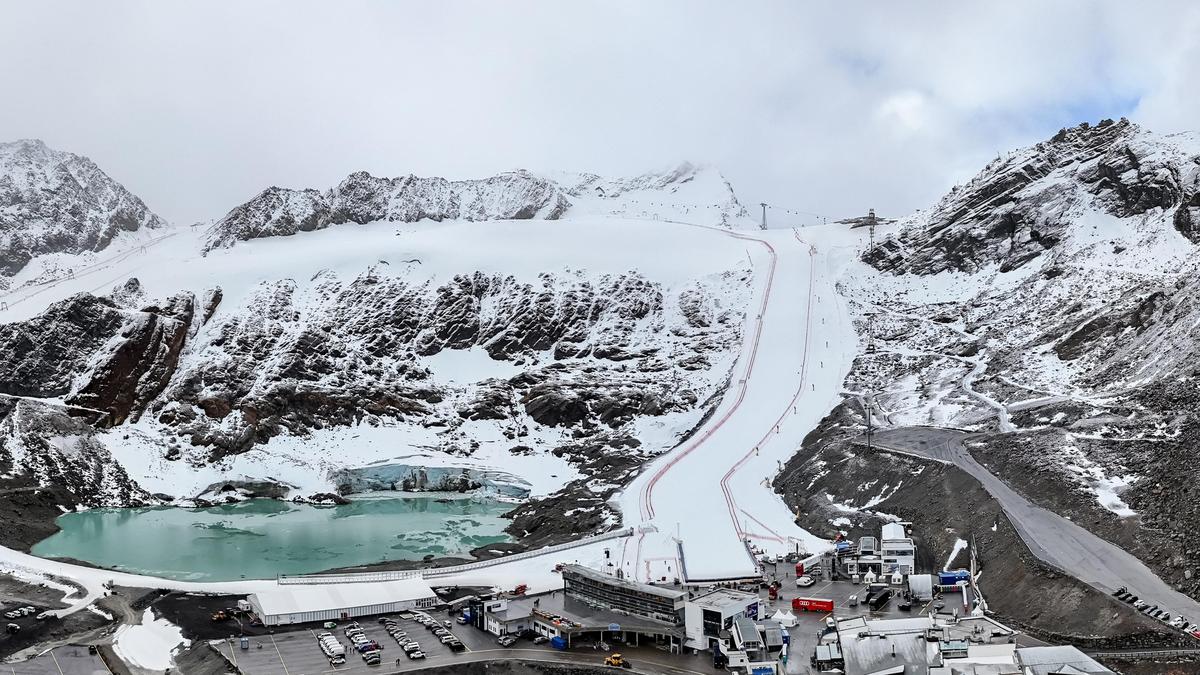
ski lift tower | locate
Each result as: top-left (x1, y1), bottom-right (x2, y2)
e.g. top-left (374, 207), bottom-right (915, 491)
top-left (759, 203), bottom-right (768, 230)
top-left (868, 208), bottom-right (878, 251)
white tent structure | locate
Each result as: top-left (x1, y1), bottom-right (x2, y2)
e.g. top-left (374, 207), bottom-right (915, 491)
top-left (249, 578), bottom-right (438, 626)
top-left (770, 609), bottom-right (797, 627)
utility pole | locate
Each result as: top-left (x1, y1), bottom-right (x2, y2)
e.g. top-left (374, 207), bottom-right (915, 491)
top-left (759, 203), bottom-right (768, 230)
top-left (865, 392), bottom-right (874, 454)
top-left (868, 208), bottom-right (877, 253)
top-left (865, 312), bottom-right (877, 354)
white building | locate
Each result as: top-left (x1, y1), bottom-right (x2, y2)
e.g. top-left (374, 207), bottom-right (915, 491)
top-left (682, 588), bottom-right (762, 651)
top-left (480, 598), bottom-right (536, 636)
top-left (880, 522), bottom-right (916, 576)
top-left (249, 578), bottom-right (438, 626)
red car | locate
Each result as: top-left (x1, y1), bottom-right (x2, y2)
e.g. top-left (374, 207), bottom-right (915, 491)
top-left (1190, 629), bottom-right (1200, 639)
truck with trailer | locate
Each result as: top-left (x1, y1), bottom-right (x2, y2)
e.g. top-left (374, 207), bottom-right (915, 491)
top-left (792, 597), bottom-right (835, 613)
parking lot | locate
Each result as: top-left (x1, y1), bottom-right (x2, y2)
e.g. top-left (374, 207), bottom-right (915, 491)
top-left (4, 645), bottom-right (109, 675)
top-left (216, 611), bottom-right (502, 675)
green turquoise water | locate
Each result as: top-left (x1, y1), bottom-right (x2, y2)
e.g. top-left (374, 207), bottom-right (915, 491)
top-left (31, 495), bottom-right (512, 581)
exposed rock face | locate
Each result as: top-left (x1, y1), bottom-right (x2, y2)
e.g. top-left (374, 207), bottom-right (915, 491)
top-left (0, 397), bottom-right (151, 512)
top-left (68, 292), bottom-right (198, 425)
top-left (0, 139), bottom-right (164, 277)
top-left (834, 120), bottom-right (1200, 606)
top-left (155, 268), bottom-right (745, 464)
top-left (0, 286), bottom-right (210, 425)
top-left (0, 293), bottom-right (127, 398)
top-left (204, 170), bottom-right (570, 251)
top-left (867, 119), bottom-right (1200, 274)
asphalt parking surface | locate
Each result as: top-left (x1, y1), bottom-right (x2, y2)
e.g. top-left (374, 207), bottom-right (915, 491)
top-left (217, 611), bottom-right (500, 675)
top-left (5, 646), bottom-right (109, 675)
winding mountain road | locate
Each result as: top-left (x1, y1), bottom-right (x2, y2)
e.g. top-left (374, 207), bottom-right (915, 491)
top-left (873, 426), bottom-right (1200, 623)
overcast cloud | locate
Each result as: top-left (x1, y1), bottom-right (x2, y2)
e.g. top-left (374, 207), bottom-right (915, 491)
top-left (1, 1), bottom-right (1197, 224)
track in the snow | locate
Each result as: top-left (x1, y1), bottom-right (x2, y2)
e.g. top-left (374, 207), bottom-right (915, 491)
top-left (627, 224), bottom-right (819, 580)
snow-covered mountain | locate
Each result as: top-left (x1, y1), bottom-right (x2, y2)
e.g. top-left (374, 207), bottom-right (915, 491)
top-left (0, 153), bottom-right (755, 548)
top-left (204, 162), bottom-right (751, 252)
top-left (203, 170), bottom-right (571, 251)
top-left (806, 118), bottom-right (1200, 604)
top-left (0, 140), bottom-right (163, 281)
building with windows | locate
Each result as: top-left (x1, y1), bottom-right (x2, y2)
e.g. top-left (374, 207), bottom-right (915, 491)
top-left (562, 564), bottom-right (687, 624)
top-left (839, 522), bottom-right (918, 581)
top-left (724, 616), bottom-right (786, 675)
top-left (682, 587), bottom-right (763, 651)
top-left (880, 522), bottom-right (916, 575)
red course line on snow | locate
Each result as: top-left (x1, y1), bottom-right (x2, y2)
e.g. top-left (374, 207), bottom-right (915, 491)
top-left (626, 222), bottom-right (819, 580)
top-left (718, 230), bottom-right (816, 545)
top-left (638, 228), bottom-right (778, 523)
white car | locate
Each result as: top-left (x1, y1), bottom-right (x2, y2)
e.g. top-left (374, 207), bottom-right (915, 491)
top-left (796, 575), bottom-right (815, 587)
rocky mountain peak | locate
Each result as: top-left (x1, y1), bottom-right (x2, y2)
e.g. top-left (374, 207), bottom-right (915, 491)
top-left (0, 138), bottom-right (164, 277)
top-left (867, 119), bottom-right (1200, 275)
top-left (203, 169), bottom-right (570, 252)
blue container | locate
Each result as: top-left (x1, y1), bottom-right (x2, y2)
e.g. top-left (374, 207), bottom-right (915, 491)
top-left (550, 636), bottom-right (568, 651)
top-left (938, 569), bottom-right (970, 585)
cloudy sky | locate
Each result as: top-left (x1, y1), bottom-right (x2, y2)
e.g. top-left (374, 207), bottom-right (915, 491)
top-left (1, 1), bottom-right (1197, 224)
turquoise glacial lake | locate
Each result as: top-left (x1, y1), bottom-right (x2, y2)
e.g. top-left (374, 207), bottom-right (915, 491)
top-left (31, 495), bottom-right (513, 581)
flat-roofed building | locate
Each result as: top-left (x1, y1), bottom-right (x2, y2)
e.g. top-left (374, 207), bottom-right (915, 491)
top-left (561, 564), bottom-right (686, 625)
top-left (249, 578), bottom-right (437, 626)
top-left (683, 587), bottom-right (762, 651)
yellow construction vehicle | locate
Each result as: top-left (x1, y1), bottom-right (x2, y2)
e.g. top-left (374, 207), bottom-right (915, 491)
top-left (603, 653), bottom-right (632, 669)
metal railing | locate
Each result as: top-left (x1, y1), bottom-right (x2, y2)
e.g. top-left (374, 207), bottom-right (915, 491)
top-left (276, 527), bottom-right (635, 585)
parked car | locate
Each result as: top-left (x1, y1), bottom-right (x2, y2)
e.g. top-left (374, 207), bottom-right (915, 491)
top-left (796, 575), bottom-right (815, 587)
top-left (409, 651), bottom-right (426, 660)
top-left (532, 636), bottom-right (548, 645)
top-left (498, 635), bottom-right (519, 647)
top-left (456, 615), bottom-right (469, 624)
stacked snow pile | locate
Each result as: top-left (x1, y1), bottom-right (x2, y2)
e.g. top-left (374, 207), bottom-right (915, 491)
top-left (114, 608), bottom-right (189, 671)
top-left (0, 139), bottom-right (163, 278)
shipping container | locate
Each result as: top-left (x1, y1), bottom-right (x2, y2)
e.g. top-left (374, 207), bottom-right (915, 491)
top-left (938, 569), bottom-right (970, 585)
top-left (550, 636), bottom-right (568, 651)
top-left (791, 597), bottom-right (834, 613)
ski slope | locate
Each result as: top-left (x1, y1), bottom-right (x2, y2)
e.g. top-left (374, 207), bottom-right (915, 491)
top-left (0, 214), bottom-right (865, 595)
top-left (616, 223), bottom-right (863, 582)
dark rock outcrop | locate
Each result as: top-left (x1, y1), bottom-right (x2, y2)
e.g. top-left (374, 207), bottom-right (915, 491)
top-left (0, 139), bottom-right (163, 277)
top-left (868, 120), bottom-right (1199, 275)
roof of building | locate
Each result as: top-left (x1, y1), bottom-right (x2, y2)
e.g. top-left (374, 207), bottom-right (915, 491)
top-left (496, 591), bottom-right (685, 637)
top-left (251, 578), bottom-right (436, 616)
top-left (562, 564), bottom-right (687, 601)
top-left (881, 522), bottom-right (908, 541)
top-left (689, 588), bottom-right (758, 613)
top-left (1016, 646), bottom-right (1115, 675)
top-left (733, 616), bottom-right (760, 645)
